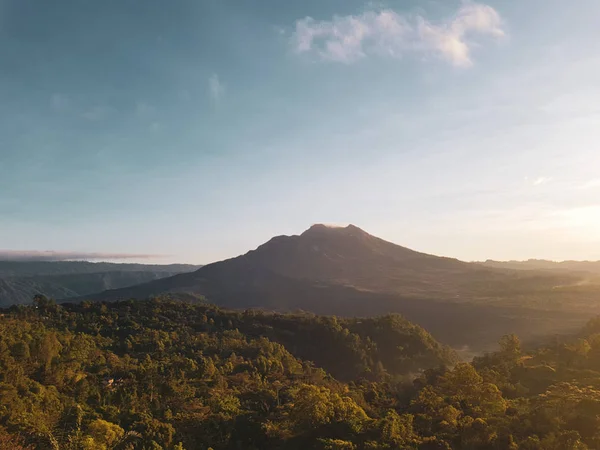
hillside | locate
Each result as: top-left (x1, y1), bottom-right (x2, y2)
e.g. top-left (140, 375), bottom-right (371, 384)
top-left (2, 298), bottom-right (600, 449)
top-left (0, 271), bottom-right (195, 306)
top-left (0, 260), bottom-right (198, 277)
top-left (85, 225), bottom-right (590, 303)
top-left (481, 259), bottom-right (600, 274)
top-left (0, 261), bottom-right (199, 307)
top-left (0, 298), bottom-right (456, 448)
top-left (242, 224), bottom-right (478, 295)
top-left (81, 224), bottom-right (511, 302)
top-left (75, 225), bottom-right (600, 350)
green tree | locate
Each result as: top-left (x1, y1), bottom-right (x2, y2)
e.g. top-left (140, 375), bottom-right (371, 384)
top-left (82, 419), bottom-right (125, 450)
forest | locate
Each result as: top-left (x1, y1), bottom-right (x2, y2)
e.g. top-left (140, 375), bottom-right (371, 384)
top-left (1, 296), bottom-right (600, 449)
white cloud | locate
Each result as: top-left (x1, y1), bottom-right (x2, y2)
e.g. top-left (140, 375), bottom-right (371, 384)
top-left (291, 2), bottom-right (504, 66)
top-left (532, 176), bottom-right (551, 186)
top-left (208, 73), bottom-right (225, 104)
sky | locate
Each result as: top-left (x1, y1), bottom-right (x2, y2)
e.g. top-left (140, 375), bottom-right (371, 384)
top-left (1, 0), bottom-right (600, 264)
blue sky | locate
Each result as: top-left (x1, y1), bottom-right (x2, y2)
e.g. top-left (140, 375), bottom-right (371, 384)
top-left (1, 0), bottom-right (600, 264)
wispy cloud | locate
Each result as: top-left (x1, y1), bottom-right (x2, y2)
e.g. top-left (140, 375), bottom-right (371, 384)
top-left (208, 73), bottom-right (225, 104)
top-left (532, 176), bottom-right (551, 186)
top-left (0, 250), bottom-right (164, 262)
top-left (291, 2), bottom-right (504, 66)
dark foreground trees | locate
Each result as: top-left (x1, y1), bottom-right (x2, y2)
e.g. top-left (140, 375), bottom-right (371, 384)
top-left (1, 297), bottom-right (600, 449)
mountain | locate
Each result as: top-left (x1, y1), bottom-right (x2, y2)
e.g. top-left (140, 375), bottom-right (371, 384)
top-left (0, 261), bottom-right (200, 307)
top-left (0, 260), bottom-right (198, 277)
top-left (480, 259), bottom-right (600, 274)
top-left (75, 225), bottom-right (600, 350)
top-left (83, 224), bottom-right (498, 300)
top-left (83, 224), bottom-right (586, 302)
top-left (234, 224), bottom-right (480, 295)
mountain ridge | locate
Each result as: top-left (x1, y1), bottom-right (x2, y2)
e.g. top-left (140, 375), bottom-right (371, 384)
top-left (0, 260), bottom-right (200, 277)
top-left (480, 259), bottom-right (600, 274)
top-left (0, 261), bottom-right (200, 306)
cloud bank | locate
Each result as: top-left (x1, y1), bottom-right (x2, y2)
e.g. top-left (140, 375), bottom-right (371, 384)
top-left (292, 2), bottom-right (504, 66)
top-left (0, 251), bottom-right (163, 262)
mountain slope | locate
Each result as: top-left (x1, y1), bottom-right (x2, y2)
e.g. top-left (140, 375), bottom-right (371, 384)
top-left (0, 261), bottom-right (200, 307)
top-left (85, 224), bottom-right (573, 303)
top-left (0, 261), bottom-right (198, 277)
top-left (85, 224), bottom-right (498, 300)
top-left (72, 225), bottom-right (600, 350)
top-left (481, 259), bottom-right (600, 274)
top-left (0, 298), bottom-right (462, 448)
top-left (241, 224), bottom-right (479, 295)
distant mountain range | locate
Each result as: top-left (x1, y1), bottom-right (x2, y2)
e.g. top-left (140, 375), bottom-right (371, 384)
top-left (0, 261), bottom-right (199, 306)
top-left (73, 225), bottom-right (600, 350)
top-left (0, 261), bottom-right (198, 277)
top-left (480, 259), bottom-right (600, 274)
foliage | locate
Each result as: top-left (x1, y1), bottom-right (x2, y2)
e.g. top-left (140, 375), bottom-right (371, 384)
top-left (1, 297), bottom-right (600, 449)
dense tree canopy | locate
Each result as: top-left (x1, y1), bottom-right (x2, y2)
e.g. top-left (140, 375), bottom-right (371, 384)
top-left (1, 297), bottom-right (600, 449)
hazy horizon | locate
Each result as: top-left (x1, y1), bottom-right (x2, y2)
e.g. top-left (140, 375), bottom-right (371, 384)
top-left (2, 0), bottom-right (599, 264)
